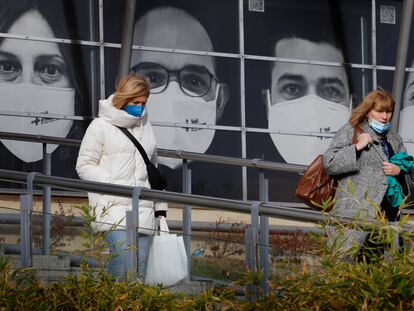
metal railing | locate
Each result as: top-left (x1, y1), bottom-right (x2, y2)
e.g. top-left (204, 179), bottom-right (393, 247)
top-left (0, 131), bottom-right (413, 297)
top-left (0, 168), bottom-right (328, 297)
top-left (0, 130), bottom-right (308, 264)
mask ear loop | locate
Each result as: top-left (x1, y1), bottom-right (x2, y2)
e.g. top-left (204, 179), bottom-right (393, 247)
top-left (261, 89), bottom-right (271, 120)
top-left (215, 83), bottom-right (228, 121)
top-left (348, 96), bottom-right (353, 116)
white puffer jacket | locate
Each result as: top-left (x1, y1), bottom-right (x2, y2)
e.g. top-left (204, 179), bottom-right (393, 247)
top-left (76, 95), bottom-right (167, 233)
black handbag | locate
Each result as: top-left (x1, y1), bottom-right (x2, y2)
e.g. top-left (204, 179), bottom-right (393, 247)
top-left (116, 126), bottom-right (167, 190)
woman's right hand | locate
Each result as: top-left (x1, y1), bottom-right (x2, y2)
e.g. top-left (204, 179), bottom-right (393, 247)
top-left (355, 133), bottom-right (374, 151)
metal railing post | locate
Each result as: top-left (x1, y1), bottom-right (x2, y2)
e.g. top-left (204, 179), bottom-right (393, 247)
top-left (385, 221), bottom-right (400, 261)
top-left (258, 169), bottom-right (269, 295)
top-left (20, 172), bottom-right (37, 268)
top-left (42, 145), bottom-right (52, 255)
top-left (391, 0), bottom-right (414, 132)
top-left (245, 201), bottom-right (261, 301)
top-left (126, 210), bottom-right (137, 281)
top-left (131, 186), bottom-right (141, 280)
top-left (182, 159), bottom-right (192, 279)
top-left (117, 0), bottom-right (137, 78)
top-left (20, 194), bottom-right (32, 268)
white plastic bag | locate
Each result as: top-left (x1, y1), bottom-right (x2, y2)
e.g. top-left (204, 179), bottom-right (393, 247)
top-left (145, 217), bottom-right (188, 287)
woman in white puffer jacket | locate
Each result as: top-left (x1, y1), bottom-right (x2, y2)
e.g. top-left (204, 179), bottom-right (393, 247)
top-left (76, 74), bottom-right (167, 280)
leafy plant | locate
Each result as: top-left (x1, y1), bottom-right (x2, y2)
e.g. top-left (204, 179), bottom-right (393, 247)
top-left (205, 217), bottom-right (247, 259)
top-left (32, 202), bottom-right (76, 250)
top-left (74, 203), bottom-right (122, 269)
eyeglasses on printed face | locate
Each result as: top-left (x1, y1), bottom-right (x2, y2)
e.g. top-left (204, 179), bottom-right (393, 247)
top-left (130, 62), bottom-right (217, 97)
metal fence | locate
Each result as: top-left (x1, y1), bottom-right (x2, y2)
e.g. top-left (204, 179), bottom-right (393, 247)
top-left (0, 130), bottom-right (309, 260)
top-left (0, 168), bottom-right (328, 295)
top-left (0, 131), bottom-right (413, 297)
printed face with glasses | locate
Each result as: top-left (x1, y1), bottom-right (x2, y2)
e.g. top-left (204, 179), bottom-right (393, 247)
top-left (129, 52), bottom-right (228, 169)
top-left (130, 7), bottom-right (229, 169)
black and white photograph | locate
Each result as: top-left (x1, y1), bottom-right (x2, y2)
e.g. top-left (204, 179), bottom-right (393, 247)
top-left (104, 0), bottom-right (242, 199)
top-left (0, 0), bottom-right (94, 182)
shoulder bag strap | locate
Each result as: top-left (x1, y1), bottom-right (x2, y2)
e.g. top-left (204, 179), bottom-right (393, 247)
top-left (352, 125), bottom-right (363, 144)
top-left (115, 126), bottom-right (150, 165)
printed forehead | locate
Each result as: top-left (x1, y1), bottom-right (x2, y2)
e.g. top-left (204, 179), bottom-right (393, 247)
top-left (275, 38), bottom-right (344, 62)
top-left (133, 8), bottom-right (213, 52)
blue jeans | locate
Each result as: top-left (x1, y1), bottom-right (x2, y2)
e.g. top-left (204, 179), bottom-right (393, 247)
top-left (105, 230), bottom-right (150, 281)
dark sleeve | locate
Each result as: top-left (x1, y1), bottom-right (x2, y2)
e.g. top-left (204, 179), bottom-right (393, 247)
top-left (356, 145), bottom-right (363, 159)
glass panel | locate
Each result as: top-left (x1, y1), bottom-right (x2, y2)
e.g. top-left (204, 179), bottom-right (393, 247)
top-left (390, 68), bottom-right (414, 159)
top-left (157, 128), bottom-right (242, 199)
top-left (246, 131), bottom-right (301, 202)
top-left (244, 0), bottom-right (372, 65)
top-left (105, 47), bottom-right (241, 154)
top-left (376, 0), bottom-right (402, 67)
top-left (0, 0), bottom-right (98, 41)
top-left (246, 62), bottom-right (369, 166)
top-left (246, 67), bottom-right (373, 201)
top-left (0, 39), bottom-right (97, 185)
top-left (104, 0), bottom-right (239, 54)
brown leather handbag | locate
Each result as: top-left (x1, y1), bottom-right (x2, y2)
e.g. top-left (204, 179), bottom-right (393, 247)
top-left (295, 127), bottom-right (361, 209)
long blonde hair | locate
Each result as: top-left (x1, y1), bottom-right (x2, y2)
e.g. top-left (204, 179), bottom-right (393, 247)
top-left (112, 74), bottom-right (150, 109)
top-left (349, 89), bottom-right (395, 127)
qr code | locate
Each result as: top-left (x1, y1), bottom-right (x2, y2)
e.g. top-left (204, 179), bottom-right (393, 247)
top-left (380, 5), bottom-right (396, 24)
top-left (249, 0), bottom-right (264, 12)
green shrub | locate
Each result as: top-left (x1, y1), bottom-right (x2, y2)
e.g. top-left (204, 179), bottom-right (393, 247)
top-left (3, 190), bottom-right (414, 309)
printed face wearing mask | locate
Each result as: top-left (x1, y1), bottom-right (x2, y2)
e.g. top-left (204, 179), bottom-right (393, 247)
top-left (368, 115), bottom-right (391, 133)
top-left (266, 91), bottom-right (350, 165)
top-left (0, 83), bottom-right (75, 162)
top-left (146, 82), bottom-right (218, 169)
top-left (399, 105), bottom-right (414, 155)
top-left (124, 105), bottom-right (144, 118)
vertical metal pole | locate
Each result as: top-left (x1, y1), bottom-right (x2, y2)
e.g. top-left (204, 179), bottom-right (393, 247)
top-left (21, 172), bottom-right (36, 268)
top-left (126, 210), bottom-right (137, 281)
top-left (360, 16), bottom-right (369, 97)
top-left (244, 226), bottom-right (254, 302)
top-left (238, 0), bottom-right (247, 201)
top-left (117, 0), bottom-right (137, 78)
top-left (20, 194), bottom-right (32, 268)
top-left (392, 0), bottom-right (414, 132)
top-left (258, 169), bottom-right (269, 295)
top-left (42, 145), bottom-right (51, 255)
top-left (182, 159), bottom-right (192, 279)
top-left (132, 187), bottom-right (141, 280)
top-left (245, 201), bottom-right (260, 301)
top-left (98, 0), bottom-right (105, 99)
top-left (89, 0), bottom-right (98, 117)
top-left (371, 0), bottom-right (377, 89)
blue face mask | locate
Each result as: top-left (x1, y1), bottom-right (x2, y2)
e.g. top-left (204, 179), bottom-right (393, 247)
top-left (124, 105), bottom-right (144, 118)
top-left (369, 117), bottom-right (391, 133)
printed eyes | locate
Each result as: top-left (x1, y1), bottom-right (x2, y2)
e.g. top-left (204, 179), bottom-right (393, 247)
top-left (0, 60), bottom-right (21, 82)
top-left (0, 54), bottom-right (68, 85)
top-left (280, 83), bottom-right (306, 99)
top-left (131, 62), bottom-right (214, 97)
top-left (277, 79), bottom-right (346, 103)
top-left (35, 61), bottom-right (66, 84)
top-left (318, 85), bottom-right (345, 103)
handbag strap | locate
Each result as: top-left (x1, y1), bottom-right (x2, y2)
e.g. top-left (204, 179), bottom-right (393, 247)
top-left (352, 125), bottom-right (363, 144)
top-left (115, 126), bottom-right (150, 165)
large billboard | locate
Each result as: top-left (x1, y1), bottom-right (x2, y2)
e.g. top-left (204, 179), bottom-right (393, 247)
top-left (0, 0), bottom-right (412, 203)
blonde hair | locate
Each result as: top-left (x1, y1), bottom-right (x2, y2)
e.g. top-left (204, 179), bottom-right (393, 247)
top-left (349, 89), bottom-right (395, 127)
top-left (112, 74), bottom-right (150, 109)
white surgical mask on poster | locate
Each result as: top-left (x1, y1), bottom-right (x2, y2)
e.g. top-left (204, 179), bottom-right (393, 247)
top-left (146, 82), bottom-right (218, 169)
top-left (266, 91), bottom-right (350, 165)
top-left (399, 105), bottom-right (414, 155)
top-left (0, 83), bottom-right (75, 163)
